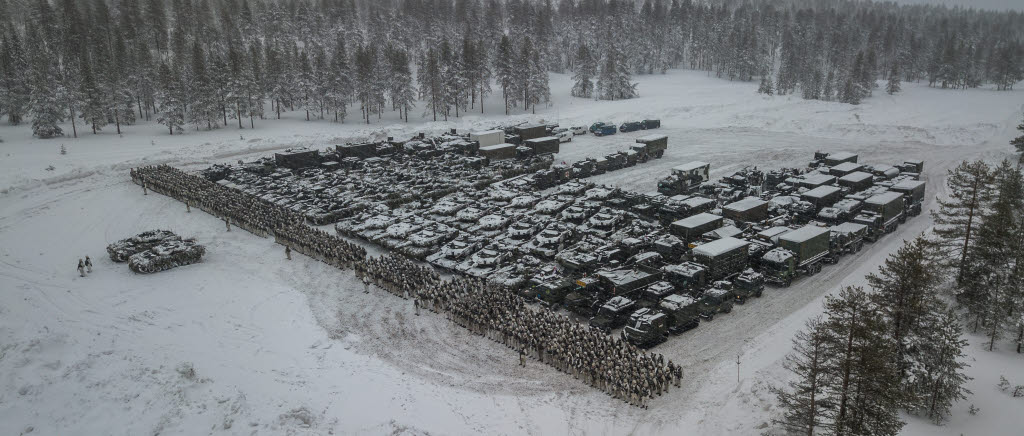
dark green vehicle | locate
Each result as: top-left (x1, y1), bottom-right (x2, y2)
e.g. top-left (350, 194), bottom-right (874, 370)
top-left (589, 296), bottom-right (636, 332)
top-left (659, 294), bottom-right (701, 333)
top-left (697, 287), bottom-right (735, 320)
top-left (732, 270), bottom-right (765, 304)
top-left (760, 225), bottom-right (831, 286)
top-left (622, 308), bottom-right (669, 347)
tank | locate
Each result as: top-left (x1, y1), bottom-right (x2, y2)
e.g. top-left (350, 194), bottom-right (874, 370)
top-left (106, 230), bottom-right (182, 262)
top-left (128, 239), bottom-right (206, 274)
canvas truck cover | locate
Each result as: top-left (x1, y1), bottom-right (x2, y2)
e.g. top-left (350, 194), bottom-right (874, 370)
top-left (469, 130), bottom-right (505, 148)
top-left (838, 171), bottom-right (873, 191)
top-left (824, 151), bottom-right (858, 166)
top-left (671, 213), bottom-right (723, 242)
top-left (778, 225), bottom-right (830, 262)
top-left (723, 197), bottom-right (769, 222)
top-left (800, 185), bottom-right (843, 209)
top-left (864, 191), bottom-right (905, 222)
top-left (479, 143), bottom-right (517, 161)
top-left (890, 180), bottom-right (926, 204)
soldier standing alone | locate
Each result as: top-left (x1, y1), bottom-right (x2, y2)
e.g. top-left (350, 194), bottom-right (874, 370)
top-left (285, 245), bottom-right (291, 260)
top-left (85, 256), bottom-right (93, 273)
top-left (77, 259), bottom-right (86, 277)
top-left (519, 349), bottom-right (526, 367)
top-left (224, 217), bottom-right (231, 231)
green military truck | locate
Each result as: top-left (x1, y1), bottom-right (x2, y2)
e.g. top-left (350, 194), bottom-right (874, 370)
top-left (697, 287), bottom-right (735, 320)
top-left (634, 134), bottom-right (668, 159)
top-left (830, 222), bottom-right (868, 255)
top-left (622, 308), bottom-right (669, 348)
top-left (760, 225), bottom-right (831, 286)
top-left (691, 237), bottom-right (750, 281)
top-left (732, 269), bottom-right (765, 304)
top-left (890, 179), bottom-right (926, 218)
top-left (864, 191), bottom-right (906, 232)
top-left (659, 294), bottom-right (701, 333)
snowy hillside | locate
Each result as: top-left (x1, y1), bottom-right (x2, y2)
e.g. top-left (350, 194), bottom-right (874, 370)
top-left (1, 71), bottom-right (1022, 436)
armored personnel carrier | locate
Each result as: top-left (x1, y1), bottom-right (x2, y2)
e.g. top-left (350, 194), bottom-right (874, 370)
top-left (107, 230), bottom-right (181, 262)
top-left (128, 239), bottom-right (206, 274)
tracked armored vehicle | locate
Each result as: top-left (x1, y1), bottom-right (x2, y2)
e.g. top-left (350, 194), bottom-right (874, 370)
top-left (107, 230), bottom-right (181, 262)
top-left (128, 239), bottom-right (206, 274)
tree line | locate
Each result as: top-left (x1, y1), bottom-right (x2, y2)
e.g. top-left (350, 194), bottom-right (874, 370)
top-left (0, 0), bottom-right (1022, 139)
top-left (773, 157), bottom-right (1024, 435)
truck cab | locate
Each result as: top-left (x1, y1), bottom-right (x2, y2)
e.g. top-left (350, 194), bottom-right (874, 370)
top-left (659, 294), bottom-right (701, 333)
top-left (697, 288), bottom-right (735, 320)
top-left (760, 247), bottom-right (797, 286)
top-left (622, 308), bottom-right (669, 347)
top-left (589, 296), bottom-right (636, 332)
top-left (733, 269), bottom-right (765, 303)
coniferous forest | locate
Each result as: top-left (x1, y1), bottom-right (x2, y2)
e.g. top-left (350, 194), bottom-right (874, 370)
top-left (0, 0), bottom-right (1021, 138)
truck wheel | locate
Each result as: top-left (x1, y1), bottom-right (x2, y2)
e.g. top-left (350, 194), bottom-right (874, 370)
top-left (784, 278), bottom-right (792, 287)
top-left (707, 313), bottom-right (714, 321)
top-left (755, 289), bottom-right (763, 298)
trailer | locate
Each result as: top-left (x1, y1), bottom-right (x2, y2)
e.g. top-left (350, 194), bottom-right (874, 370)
top-left (469, 129), bottom-right (505, 148)
top-left (514, 124), bottom-right (548, 142)
top-left (801, 185), bottom-right (843, 210)
top-left (478, 143), bottom-right (517, 161)
top-left (824, 151), bottom-right (858, 166)
top-left (671, 213), bottom-right (723, 244)
top-left (692, 237), bottom-right (749, 281)
top-left (722, 197), bottom-right (769, 223)
top-left (524, 136), bottom-right (560, 154)
top-left (797, 173), bottom-right (838, 189)
top-left (760, 225), bottom-right (831, 286)
top-left (635, 134), bottom-right (668, 158)
top-left (864, 191), bottom-right (905, 232)
top-left (838, 171), bottom-right (874, 191)
top-left (275, 148), bottom-right (320, 169)
top-left (336, 142), bottom-right (377, 159)
top-left (828, 162), bottom-right (863, 177)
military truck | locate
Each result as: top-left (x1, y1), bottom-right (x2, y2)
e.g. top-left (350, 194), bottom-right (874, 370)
top-left (851, 212), bottom-right (885, 242)
top-left (659, 294), bottom-right (701, 333)
top-left (722, 197), bottom-right (769, 223)
top-left (691, 237), bottom-right (749, 281)
top-left (732, 269), bottom-right (765, 304)
top-left (641, 119), bottom-right (661, 129)
top-left (589, 296), bottom-right (637, 332)
top-left (641, 281), bottom-right (676, 302)
top-left (830, 222), bottom-right (867, 255)
top-left (595, 265), bottom-right (663, 296)
top-left (863, 191), bottom-right (905, 232)
top-left (696, 287), bottom-right (735, 320)
top-left (760, 225), bottom-right (831, 286)
top-left (622, 308), bottom-right (669, 347)
top-left (660, 262), bottom-right (708, 293)
top-left (634, 134), bottom-right (668, 159)
top-left (564, 277), bottom-right (605, 317)
top-left (658, 161), bottom-right (710, 196)
top-left (671, 213), bottom-right (723, 244)
top-left (128, 239), bottom-right (206, 274)
top-left (890, 179), bottom-right (926, 217)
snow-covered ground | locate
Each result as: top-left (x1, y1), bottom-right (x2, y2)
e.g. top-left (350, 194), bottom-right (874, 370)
top-left (1, 70), bottom-right (1022, 435)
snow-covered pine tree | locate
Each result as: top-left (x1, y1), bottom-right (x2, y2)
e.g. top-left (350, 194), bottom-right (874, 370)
top-left (908, 303), bottom-right (971, 423)
top-left (822, 286), bottom-right (906, 436)
top-left (246, 42), bottom-right (265, 127)
top-left (1011, 114), bottom-right (1024, 160)
top-left (839, 77), bottom-right (860, 105)
top-left (155, 62), bottom-right (185, 135)
top-left (109, 33), bottom-right (136, 135)
top-left (517, 37), bottom-right (534, 111)
top-left (389, 48), bottom-right (415, 122)
top-left (571, 44), bottom-right (596, 98)
top-left (772, 316), bottom-right (832, 435)
top-left (596, 41), bottom-right (637, 101)
top-left (354, 45), bottom-right (375, 123)
top-left (25, 22), bottom-right (63, 138)
top-left (226, 42), bottom-right (251, 128)
top-left (757, 75), bottom-right (773, 95)
top-left (822, 70), bottom-right (835, 101)
top-left (297, 49), bottom-right (315, 121)
top-left (886, 64), bottom-right (901, 95)
top-left (326, 37), bottom-right (351, 123)
top-left (971, 160), bottom-right (1024, 350)
top-left (0, 28), bottom-right (31, 125)
top-left (417, 48), bottom-right (442, 122)
top-left (494, 35), bottom-right (516, 115)
top-left (867, 236), bottom-right (942, 379)
top-left (473, 40), bottom-right (492, 114)
top-left (526, 49), bottom-right (549, 114)
top-left (931, 160), bottom-right (994, 307)
top-left (78, 59), bottom-right (108, 134)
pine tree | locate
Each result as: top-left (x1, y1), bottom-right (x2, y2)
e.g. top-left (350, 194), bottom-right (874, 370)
top-left (155, 62), bottom-right (184, 135)
top-left (417, 49), bottom-right (442, 122)
top-left (1, 29), bottom-right (31, 125)
top-left (886, 64), bottom-right (901, 95)
top-left (526, 49), bottom-right (549, 114)
top-left (571, 44), bottom-right (596, 98)
top-left (78, 60), bottom-right (107, 134)
top-left (26, 23), bottom-right (63, 139)
top-left (354, 45), bottom-right (375, 123)
top-left (931, 161), bottom-right (994, 309)
top-left (326, 37), bottom-right (351, 123)
top-left (494, 35), bottom-right (516, 115)
top-left (389, 48), bottom-right (415, 122)
top-left (822, 286), bottom-right (906, 436)
top-left (772, 316), bottom-right (832, 435)
top-left (910, 304), bottom-right (971, 423)
top-left (757, 75), bottom-right (773, 95)
top-left (597, 41), bottom-right (637, 101)
top-left (1011, 115), bottom-right (1024, 160)
top-left (971, 160), bottom-right (1024, 350)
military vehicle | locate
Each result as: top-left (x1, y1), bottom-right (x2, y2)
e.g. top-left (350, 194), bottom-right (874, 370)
top-left (633, 134), bottom-right (668, 160)
top-left (829, 222), bottom-right (867, 255)
top-left (658, 161), bottom-right (710, 196)
top-left (659, 294), bottom-right (701, 333)
top-left (589, 296), bottom-right (637, 332)
top-left (595, 265), bottom-right (663, 297)
top-left (864, 191), bottom-right (905, 232)
top-left (564, 276), bottom-right (605, 317)
top-left (107, 230), bottom-right (182, 262)
top-left (641, 119), bottom-right (661, 129)
top-left (128, 239), bottom-right (206, 274)
top-left (732, 269), bottom-right (765, 304)
top-left (622, 308), bottom-right (669, 347)
top-left (692, 237), bottom-right (749, 281)
top-left (660, 262), bottom-right (707, 293)
top-left (426, 235), bottom-right (483, 270)
top-left (760, 225), bottom-right (831, 286)
top-left (890, 179), bottom-right (926, 217)
top-left (641, 281), bottom-right (676, 302)
top-left (696, 287), bottom-right (735, 320)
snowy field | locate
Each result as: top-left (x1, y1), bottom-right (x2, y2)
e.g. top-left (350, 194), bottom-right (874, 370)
top-left (1, 70), bottom-right (1022, 435)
